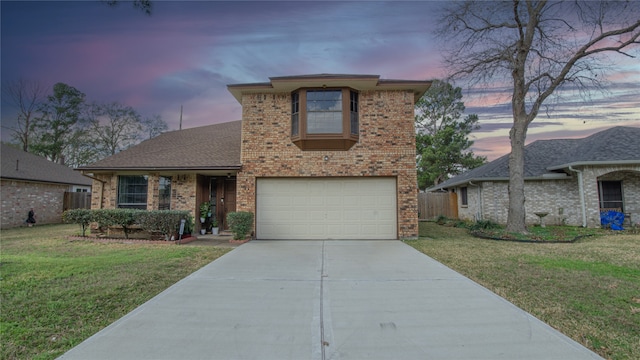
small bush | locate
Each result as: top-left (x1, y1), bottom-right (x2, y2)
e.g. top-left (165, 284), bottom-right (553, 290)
top-left (435, 215), bottom-right (448, 225)
top-left (468, 219), bottom-right (502, 231)
top-left (227, 211), bottom-right (254, 240)
top-left (62, 209), bottom-right (93, 236)
top-left (454, 221), bottom-right (468, 228)
top-left (137, 210), bottom-right (192, 240)
top-left (92, 209), bottom-right (144, 239)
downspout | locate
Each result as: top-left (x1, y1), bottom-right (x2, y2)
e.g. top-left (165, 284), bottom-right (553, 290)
top-left (81, 171), bottom-right (106, 209)
top-left (568, 166), bottom-right (587, 227)
top-left (468, 181), bottom-right (482, 221)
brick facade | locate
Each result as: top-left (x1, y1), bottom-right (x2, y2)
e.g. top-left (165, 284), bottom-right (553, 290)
top-left (237, 90), bottom-right (419, 238)
top-left (1, 179), bottom-right (69, 228)
top-left (90, 173), bottom-right (198, 216)
top-left (456, 165), bottom-right (640, 227)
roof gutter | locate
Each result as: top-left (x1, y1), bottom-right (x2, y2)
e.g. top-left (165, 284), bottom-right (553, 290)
top-left (568, 166), bottom-right (587, 227)
top-left (77, 170), bottom-right (106, 183)
top-left (548, 160), bottom-right (640, 171)
top-left (430, 173), bottom-right (574, 192)
top-left (77, 165), bottom-right (243, 172)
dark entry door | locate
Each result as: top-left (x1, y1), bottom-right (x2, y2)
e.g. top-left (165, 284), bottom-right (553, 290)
top-left (223, 178), bottom-right (236, 230)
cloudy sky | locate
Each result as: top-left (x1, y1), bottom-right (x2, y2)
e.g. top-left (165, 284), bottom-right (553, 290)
top-left (2, 1), bottom-right (638, 160)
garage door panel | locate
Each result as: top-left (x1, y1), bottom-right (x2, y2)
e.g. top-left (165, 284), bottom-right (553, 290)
top-left (257, 178), bottom-right (396, 240)
top-left (326, 211), bottom-right (343, 221)
top-left (342, 210), bottom-right (362, 222)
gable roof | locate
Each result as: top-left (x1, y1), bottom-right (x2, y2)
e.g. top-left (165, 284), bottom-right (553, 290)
top-left (78, 120), bottom-right (242, 172)
top-left (430, 126), bottom-right (640, 191)
top-left (1, 144), bottom-right (92, 186)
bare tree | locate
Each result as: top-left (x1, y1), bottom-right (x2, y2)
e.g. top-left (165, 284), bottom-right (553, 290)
top-left (103, 0), bottom-right (152, 15)
top-left (438, 0), bottom-right (640, 232)
top-left (88, 102), bottom-right (143, 157)
top-left (2, 79), bottom-right (46, 151)
top-left (141, 114), bottom-right (168, 139)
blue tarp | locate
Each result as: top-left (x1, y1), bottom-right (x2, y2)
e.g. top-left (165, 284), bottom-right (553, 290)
top-left (600, 210), bottom-right (625, 230)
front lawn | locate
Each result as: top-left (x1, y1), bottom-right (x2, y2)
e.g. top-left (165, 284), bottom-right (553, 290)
top-left (407, 221), bottom-right (640, 360)
top-left (0, 224), bottom-right (231, 360)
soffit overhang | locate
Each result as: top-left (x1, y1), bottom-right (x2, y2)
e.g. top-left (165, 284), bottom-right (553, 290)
top-left (227, 74), bottom-right (432, 103)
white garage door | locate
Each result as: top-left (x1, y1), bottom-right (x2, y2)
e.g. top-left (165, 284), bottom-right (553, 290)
top-left (256, 178), bottom-right (397, 240)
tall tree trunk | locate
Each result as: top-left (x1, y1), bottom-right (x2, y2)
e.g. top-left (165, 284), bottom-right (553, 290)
top-left (506, 120), bottom-right (528, 233)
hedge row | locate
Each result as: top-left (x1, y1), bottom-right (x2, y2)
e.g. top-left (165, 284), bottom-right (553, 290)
top-left (63, 209), bottom-right (193, 240)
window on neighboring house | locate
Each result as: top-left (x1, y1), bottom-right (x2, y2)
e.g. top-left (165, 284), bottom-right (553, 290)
top-left (460, 187), bottom-right (468, 206)
top-left (117, 175), bottom-right (148, 209)
top-left (598, 180), bottom-right (623, 211)
top-left (291, 88), bottom-right (359, 150)
top-left (158, 176), bottom-right (171, 210)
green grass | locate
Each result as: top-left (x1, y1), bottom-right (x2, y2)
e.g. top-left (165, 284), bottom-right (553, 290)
top-left (0, 224), bottom-right (231, 360)
top-left (407, 221), bottom-right (640, 360)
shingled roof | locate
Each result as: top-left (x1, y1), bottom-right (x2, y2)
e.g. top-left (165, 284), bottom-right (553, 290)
top-left (430, 126), bottom-right (640, 191)
top-left (79, 120), bottom-right (242, 171)
top-left (1, 144), bottom-right (92, 186)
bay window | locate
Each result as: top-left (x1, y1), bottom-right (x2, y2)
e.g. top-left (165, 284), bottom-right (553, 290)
top-left (291, 88), bottom-right (359, 150)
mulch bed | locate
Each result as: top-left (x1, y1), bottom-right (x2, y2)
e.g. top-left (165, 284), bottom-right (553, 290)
top-left (229, 238), bottom-right (251, 244)
top-left (470, 230), bottom-right (592, 243)
top-left (68, 235), bottom-right (198, 245)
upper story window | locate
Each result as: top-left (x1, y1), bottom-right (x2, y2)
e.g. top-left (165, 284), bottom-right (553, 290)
top-left (291, 88), bottom-right (359, 151)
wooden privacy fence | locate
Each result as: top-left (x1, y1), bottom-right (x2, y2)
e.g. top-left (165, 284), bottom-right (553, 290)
top-left (63, 192), bottom-right (91, 211)
top-left (418, 192), bottom-right (458, 220)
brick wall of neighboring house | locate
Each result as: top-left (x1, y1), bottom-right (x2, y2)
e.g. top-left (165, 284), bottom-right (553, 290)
top-left (458, 184), bottom-right (481, 222)
top-left (237, 90), bottom-right (419, 238)
top-left (1, 179), bottom-right (69, 228)
top-left (459, 179), bottom-right (582, 226)
top-left (582, 165), bottom-right (640, 227)
top-left (457, 165), bottom-right (640, 228)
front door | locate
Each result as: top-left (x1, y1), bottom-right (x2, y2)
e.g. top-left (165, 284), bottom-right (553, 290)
top-left (223, 178), bottom-right (237, 230)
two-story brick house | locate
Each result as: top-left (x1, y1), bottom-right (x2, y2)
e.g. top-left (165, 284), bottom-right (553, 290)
top-left (79, 74), bottom-right (431, 239)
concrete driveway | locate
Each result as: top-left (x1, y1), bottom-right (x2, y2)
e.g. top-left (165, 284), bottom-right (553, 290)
top-left (59, 240), bottom-right (602, 360)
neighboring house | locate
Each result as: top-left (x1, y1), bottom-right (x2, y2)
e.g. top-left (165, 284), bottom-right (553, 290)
top-left (1, 144), bottom-right (92, 228)
top-left (428, 126), bottom-right (640, 228)
top-left (78, 74), bottom-right (431, 239)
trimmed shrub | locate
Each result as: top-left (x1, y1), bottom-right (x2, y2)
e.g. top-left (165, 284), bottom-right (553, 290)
top-left (137, 210), bottom-right (192, 240)
top-left (468, 219), bottom-right (502, 231)
top-left (92, 209), bottom-right (144, 239)
top-left (62, 209), bottom-right (93, 236)
top-left (227, 211), bottom-right (254, 240)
